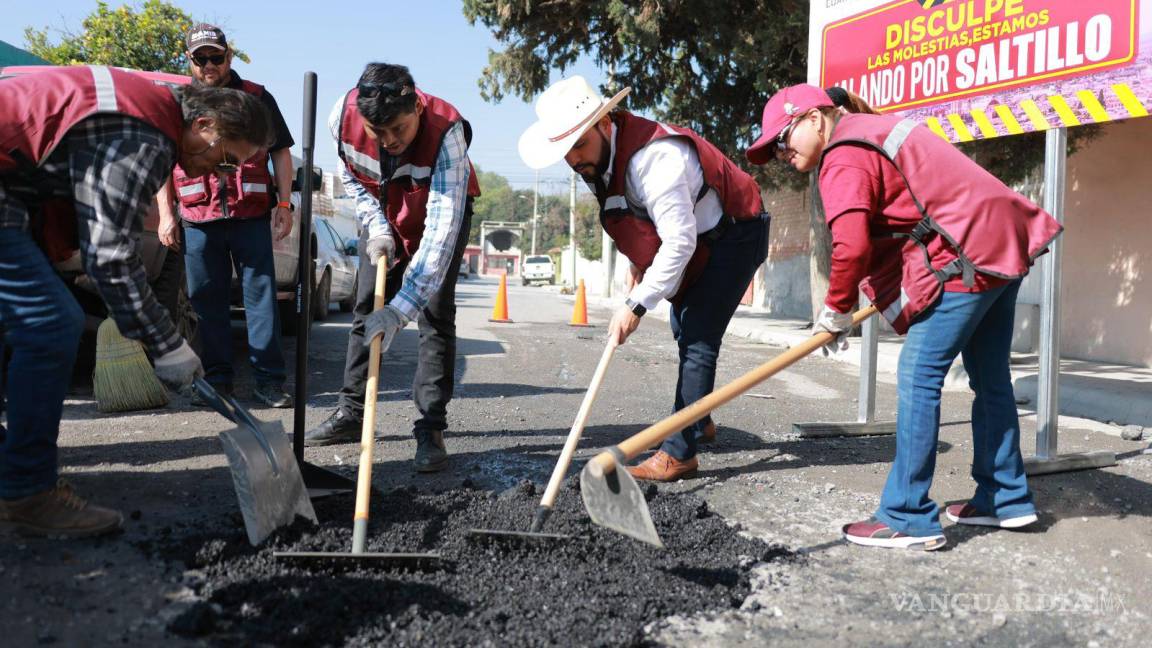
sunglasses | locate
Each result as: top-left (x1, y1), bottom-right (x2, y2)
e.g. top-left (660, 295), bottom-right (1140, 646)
top-left (775, 119), bottom-right (799, 156)
top-left (191, 53), bottom-right (227, 67)
top-left (357, 81), bottom-right (413, 101)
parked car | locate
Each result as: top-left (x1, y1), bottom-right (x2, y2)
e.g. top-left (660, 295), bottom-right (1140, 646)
top-left (311, 216), bottom-right (358, 318)
top-left (522, 255), bottom-right (555, 285)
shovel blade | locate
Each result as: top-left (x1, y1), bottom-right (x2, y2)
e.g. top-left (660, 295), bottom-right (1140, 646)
top-left (220, 418), bottom-right (317, 546)
top-left (580, 458), bottom-right (664, 548)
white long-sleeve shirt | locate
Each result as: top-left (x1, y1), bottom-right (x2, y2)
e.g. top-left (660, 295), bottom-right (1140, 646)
top-left (602, 123), bottom-right (724, 310)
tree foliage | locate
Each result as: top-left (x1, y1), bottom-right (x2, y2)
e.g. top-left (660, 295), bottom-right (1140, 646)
top-left (463, 0), bottom-right (1094, 190)
top-left (25, 0), bottom-right (248, 74)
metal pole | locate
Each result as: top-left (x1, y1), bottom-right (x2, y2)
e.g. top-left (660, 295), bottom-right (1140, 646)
top-left (292, 72), bottom-right (317, 461)
top-left (1035, 126), bottom-right (1067, 460)
top-left (531, 170), bottom-right (539, 256)
top-left (569, 170), bottom-right (577, 288)
top-left (479, 222), bottom-right (487, 276)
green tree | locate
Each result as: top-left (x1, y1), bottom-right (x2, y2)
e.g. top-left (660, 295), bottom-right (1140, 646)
top-left (25, 0), bottom-right (248, 74)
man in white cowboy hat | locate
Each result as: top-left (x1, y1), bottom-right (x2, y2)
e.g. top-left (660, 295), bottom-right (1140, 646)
top-left (519, 76), bottom-right (771, 482)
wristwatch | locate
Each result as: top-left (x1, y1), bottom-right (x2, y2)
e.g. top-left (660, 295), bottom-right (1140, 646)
top-left (624, 297), bottom-right (646, 317)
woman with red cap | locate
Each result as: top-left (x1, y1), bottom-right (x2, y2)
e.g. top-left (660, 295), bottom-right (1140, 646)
top-left (746, 84), bottom-right (1061, 550)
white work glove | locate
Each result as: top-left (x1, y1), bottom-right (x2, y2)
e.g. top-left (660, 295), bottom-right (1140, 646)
top-left (153, 340), bottom-right (204, 390)
top-left (362, 305), bottom-right (410, 353)
top-left (365, 234), bottom-right (396, 267)
top-left (814, 305), bottom-right (852, 357)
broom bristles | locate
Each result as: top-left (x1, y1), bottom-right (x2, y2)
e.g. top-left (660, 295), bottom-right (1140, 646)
top-left (93, 318), bottom-right (169, 413)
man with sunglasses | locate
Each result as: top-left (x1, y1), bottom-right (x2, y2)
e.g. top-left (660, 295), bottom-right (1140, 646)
top-left (0, 65), bottom-right (275, 537)
top-left (518, 77), bottom-right (771, 482)
top-left (305, 63), bottom-right (480, 474)
top-left (156, 24), bottom-right (296, 408)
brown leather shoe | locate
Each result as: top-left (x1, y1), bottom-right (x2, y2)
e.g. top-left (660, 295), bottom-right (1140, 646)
top-left (699, 420), bottom-right (717, 444)
top-left (626, 451), bottom-right (699, 482)
top-left (0, 479), bottom-right (123, 538)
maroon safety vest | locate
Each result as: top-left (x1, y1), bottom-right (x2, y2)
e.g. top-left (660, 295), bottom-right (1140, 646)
top-left (336, 88), bottom-right (481, 259)
top-left (172, 79), bottom-right (274, 222)
top-left (0, 65), bottom-right (183, 173)
top-left (821, 113), bottom-right (1063, 334)
top-left (0, 65), bottom-right (185, 261)
top-left (594, 112), bottom-right (764, 303)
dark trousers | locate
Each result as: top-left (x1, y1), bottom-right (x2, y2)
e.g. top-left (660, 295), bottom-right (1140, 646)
top-left (338, 201), bottom-right (473, 434)
top-left (662, 214), bottom-right (771, 461)
top-left (183, 216), bottom-right (286, 388)
top-left (0, 226), bottom-right (85, 499)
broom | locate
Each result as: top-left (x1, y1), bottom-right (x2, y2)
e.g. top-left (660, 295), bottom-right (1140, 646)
top-left (92, 318), bottom-right (169, 413)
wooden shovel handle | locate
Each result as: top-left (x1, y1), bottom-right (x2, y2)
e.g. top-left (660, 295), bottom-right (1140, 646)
top-left (539, 338), bottom-right (617, 509)
top-left (354, 259), bottom-right (388, 526)
top-left (587, 305), bottom-right (879, 477)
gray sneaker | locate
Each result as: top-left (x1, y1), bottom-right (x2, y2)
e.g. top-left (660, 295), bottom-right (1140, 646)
top-left (253, 382), bottom-right (293, 408)
top-left (413, 429), bottom-right (448, 473)
top-left (0, 480), bottom-right (123, 538)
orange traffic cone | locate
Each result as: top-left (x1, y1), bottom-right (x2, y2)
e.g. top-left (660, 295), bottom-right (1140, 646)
top-left (569, 279), bottom-right (591, 327)
top-left (489, 271), bottom-right (513, 323)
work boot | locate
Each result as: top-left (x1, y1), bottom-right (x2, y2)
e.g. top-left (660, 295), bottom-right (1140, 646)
top-left (253, 381), bottom-right (293, 409)
top-left (0, 479), bottom-right (123, 539)
top-left (413, 429), bottom-right (448, 473)
top-left (304, 409), bottom-right (362, 446)
top-left (698, 420), bottom-right (718, 444)
top-left (626, 451), bottom-right (698, 482)
top-left (189, 383), bottom-right (233, 408)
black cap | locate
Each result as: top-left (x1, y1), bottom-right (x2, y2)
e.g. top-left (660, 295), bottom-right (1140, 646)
top-left (186, 23), bottom-right (227, 51)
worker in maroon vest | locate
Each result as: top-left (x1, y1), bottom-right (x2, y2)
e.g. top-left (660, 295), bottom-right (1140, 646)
top-left (519, 76), bottom-right (771, 482)
top-left (747, 84), bottom-right (1060, 550)
top-left (305, 63), bottom-right (481, 474)
top-left (0, 65), bottom-right (273, 538)
top-left (156, 24), bottom-right (296, 409)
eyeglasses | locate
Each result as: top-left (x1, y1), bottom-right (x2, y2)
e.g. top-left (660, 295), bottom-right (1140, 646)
top-left (191, 53), bottom-right (227, 67)
top-left (203, 137), bottom-right (239, 173)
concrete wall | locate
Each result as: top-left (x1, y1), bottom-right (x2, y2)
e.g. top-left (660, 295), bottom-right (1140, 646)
top-left (1060, 117), bottom-right (1152, 367)
top-left (760, 187), bottom-right (814, 318)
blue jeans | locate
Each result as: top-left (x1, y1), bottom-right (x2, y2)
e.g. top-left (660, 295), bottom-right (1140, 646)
top-left (184, 216), bottom-right (285, 387)
top-left (661, 214), bottom-right (771, 461)
top-left (876, 279), bottom-right (1036, 536)
top-left (0, 227), bottom-right (85, 498)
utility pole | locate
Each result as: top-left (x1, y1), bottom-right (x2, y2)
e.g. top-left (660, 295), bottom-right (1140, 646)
top-left (531, 170), bottom-right (539, 255)
top-left (569, 170), bottom-right (577, 289)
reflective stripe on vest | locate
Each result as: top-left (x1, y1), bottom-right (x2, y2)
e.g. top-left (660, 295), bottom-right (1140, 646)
top-left (881, 288), bottom-right (910, 324)
top-left (89, 65), bottom-right (118, 111)
top-left (241, 183), bottom-right (269, 193)
top-left (178, 183), bottom-right (205, 197)
top-left (393, 163), bottom-right (432, 182)
top-left (603, 195), bottom-right (628, 212)
top-left (341, 142), bottom-right (381, 180)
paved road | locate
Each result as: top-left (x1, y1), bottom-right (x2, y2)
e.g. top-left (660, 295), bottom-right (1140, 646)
top-left (3, 276), bottom-right (1150, 645)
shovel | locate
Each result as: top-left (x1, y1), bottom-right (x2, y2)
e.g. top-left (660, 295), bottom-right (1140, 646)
top-left (275, 260), bottom-right (441, 569)
top-left (468, 338), bottom-right (618, 543)
top-left (193, 378), bottom-right (317, 546)
top-left (580, 305), bottom-right (879, 547)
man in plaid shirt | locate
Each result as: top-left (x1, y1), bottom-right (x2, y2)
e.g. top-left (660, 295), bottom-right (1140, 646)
top-left (0, 65), bottom-right (274, 539)
top-left (305, 62), bottom-right (479, 473)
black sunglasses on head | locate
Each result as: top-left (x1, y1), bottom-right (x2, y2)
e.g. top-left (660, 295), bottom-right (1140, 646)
top-left (192, 52), bottom-right (227, 67)
top-left (357, 81), bottom-right (413, 101)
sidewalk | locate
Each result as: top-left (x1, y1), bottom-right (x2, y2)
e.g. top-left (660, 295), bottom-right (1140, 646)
top-left (567, 289), bottom-right (1152, 434)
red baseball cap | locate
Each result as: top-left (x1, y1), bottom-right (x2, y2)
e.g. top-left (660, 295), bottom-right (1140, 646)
top-left (746, 84), bottom-right (835, 165)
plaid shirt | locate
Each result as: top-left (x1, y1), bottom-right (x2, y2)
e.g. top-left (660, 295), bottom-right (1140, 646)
top-left (0, 115), bottom-right (183, 356)
top-left (329, 102), bottom-right (471, 321)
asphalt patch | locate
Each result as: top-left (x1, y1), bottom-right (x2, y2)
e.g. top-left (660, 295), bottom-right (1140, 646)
top-left (162, 479), bottom-right (794, 646)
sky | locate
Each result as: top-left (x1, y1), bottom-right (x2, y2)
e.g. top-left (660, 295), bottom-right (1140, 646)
top-left (1, 0), bottom-right (605, 193)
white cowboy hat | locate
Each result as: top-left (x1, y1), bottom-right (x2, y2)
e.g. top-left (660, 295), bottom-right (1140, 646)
top-left (518, 76), bottom-right (632, 170)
